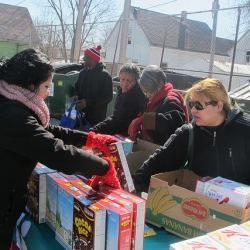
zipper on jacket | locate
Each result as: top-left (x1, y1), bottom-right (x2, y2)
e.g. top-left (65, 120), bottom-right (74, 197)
top-left (229, 147), bottom-right (235, 172)
top-left (212, 131), bottom-right (216, 146)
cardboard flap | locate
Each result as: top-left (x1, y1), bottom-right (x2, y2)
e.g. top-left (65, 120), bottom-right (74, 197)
top-left (132, 139), bottom-right (159, 152)
top-left (152, 170), bottom-right (200, 191)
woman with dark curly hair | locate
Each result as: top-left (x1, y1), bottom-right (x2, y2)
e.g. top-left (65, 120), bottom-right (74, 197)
top-left (0, 48), bottom-right (119, 249)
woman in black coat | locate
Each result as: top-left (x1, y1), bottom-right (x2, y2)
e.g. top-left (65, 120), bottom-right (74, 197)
top-left (0, 49), bottom-right (119, 249)
top-left (90, 63), bottom-right (147, 137)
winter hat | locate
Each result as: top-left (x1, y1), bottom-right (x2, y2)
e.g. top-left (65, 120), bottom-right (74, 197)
top-left (84, 45), bottom-right (102, 63)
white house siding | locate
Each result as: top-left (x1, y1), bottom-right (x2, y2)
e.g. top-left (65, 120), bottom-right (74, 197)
top-left (148, 47), bottom-right (227, 69)
top-left (175, 58), bottom-right (250, 90)
top-left (105, 14), bottom-right (150, 64)
top-left (229, 30), bottom-right (250, 64)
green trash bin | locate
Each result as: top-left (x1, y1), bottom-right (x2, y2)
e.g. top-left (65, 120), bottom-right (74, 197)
top-left (229, 83), bottom-right (250, 115)
top-left (45, 63), bottom-right (82, 119)
top-left (106, 80), bottom-right (120, 117)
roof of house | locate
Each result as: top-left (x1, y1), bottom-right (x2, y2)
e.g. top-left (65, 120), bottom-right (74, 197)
top-left (133, 7), bottom-right (234, 56)
top-left (0, 3), bottom-right (40, 44)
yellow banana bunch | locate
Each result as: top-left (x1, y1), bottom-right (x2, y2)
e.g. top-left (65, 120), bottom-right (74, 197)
top-left (147, 186), bottom-right (177, 216)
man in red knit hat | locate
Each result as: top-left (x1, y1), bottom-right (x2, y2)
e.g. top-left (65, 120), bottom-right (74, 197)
top-left (73, 45), bottom-right (113, 127)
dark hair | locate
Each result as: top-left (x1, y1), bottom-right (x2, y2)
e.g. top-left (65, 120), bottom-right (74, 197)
top-left (139, 65), bottom-right (166, 91)
top-left (119, 63), bottom-right (140, 83)
top-left (0, 48), bottom-right (55, 93)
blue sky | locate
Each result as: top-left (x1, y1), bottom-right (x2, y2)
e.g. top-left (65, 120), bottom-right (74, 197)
top-left (0, 0), bottom-right (245, 39)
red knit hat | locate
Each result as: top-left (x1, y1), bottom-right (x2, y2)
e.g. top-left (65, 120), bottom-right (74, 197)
top-left (84, 45), bottom-right (102, 63)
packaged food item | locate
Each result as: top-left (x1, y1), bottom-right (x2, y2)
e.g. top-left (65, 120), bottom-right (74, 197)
top-left (208, 224), bottom-right (250, 249)
top-left (46, 172), bottom-right (70, 230)
top-left (73, 196), bottom-right (106, 250)
top-left (170, 234), bottom-right (228, 250)
top-left (204, 176), bottom-right (250, 208)
top-left (99, 184), bottom-right (146, 250)
top-left (93, 141), bottom-right (135, 192)
top-left (114, 134), bottom-right (133, 155)
top-left (55, 183), bottom-right (85, 250)
top-left (97, 198), bottom-right (132, 250)
top-left (195, 176), bottom-right (214, 194)
top-left (25, 164), bottom-right (56, 223)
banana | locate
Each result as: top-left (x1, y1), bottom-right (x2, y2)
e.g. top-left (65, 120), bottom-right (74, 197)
top-left (152, 187), bottom-right (169, 211)
top-left (155, 194), bottom-right (173, 211)
top-left (155, 200), bottom-right (177, 215)
top-left (147, 186), bottom-right (161, 210)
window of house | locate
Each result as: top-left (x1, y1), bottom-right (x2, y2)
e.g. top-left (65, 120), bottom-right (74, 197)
top-left (128, 37), bottom-right (132, 44)
top-left (246, 51), bottom-right (250, 63)
top-left (132, 59), bottom-right (138, 64)
top-left (128, 28), bottom-right (132, 35)
top-left (161, 62), bottom-right (168, 69)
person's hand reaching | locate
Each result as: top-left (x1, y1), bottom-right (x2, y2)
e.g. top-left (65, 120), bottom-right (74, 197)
top-left (87, 157), bottom-right (121, 189)
top-left (128, 113), bottom-right (143, 141)
top-left (86, 131), bottom-right (118, 156)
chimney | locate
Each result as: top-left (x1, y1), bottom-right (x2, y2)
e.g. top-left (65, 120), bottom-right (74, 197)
top-left (178, 11), bottom-right (187, 50)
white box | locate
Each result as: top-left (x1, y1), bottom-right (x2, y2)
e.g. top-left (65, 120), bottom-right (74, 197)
top-left (195, 176), bottom-right (214, 195)
top-left (208, 224), bottom-right (250, 249)
top-left (204, 176), bottom-right (250, 208)
top-left (170, 234), bottom-right (228, 250)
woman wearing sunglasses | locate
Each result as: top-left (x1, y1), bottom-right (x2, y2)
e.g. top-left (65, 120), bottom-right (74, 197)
top-left (132, 78), bottom-right (250, 193)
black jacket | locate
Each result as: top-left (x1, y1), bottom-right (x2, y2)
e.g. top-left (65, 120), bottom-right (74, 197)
top-left (74, 63), bottom-right (113, 126)
top-left (133, 108), bottom-right (250, 192)
top-left (90, 84), bottom-right (147, 137)
top-left (0, 95), bottom-right (109, 246)
top-left (144, 98), bottom-right (186, 145)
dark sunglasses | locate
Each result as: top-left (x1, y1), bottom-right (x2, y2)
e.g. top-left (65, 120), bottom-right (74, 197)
top-left (188, 101), bottom-right (217, 111)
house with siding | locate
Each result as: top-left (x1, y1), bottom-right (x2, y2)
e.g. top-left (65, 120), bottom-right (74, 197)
top-left (104, 7), bottom-right (234, 78)
top-left (0, 3), bottom-right (40, 58)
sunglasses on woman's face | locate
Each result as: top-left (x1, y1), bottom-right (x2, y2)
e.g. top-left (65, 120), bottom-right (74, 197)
top-left (188, 101), bottom-right (217, 111)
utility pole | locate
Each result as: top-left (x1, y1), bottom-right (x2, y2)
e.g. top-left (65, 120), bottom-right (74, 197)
top-left (208, 0), bottom-right (219, 78)
top-left (118, 0), bottom-right (131, 71)
top-left (73, 0), bottom-right (84, 63)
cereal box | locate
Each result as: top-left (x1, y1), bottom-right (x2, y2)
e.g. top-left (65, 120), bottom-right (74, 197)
top-left (93, 141), bottom-right (135, 192)
top-left (59, 173), bottom-right (96, 196)
top-left (208, 224), bottom-right (250, 249)
top-left (170, 234), bottom-right (228, 250)
top-left (99, 184), bottom-right (146, 250)
top-left (73, 196), bottom-right (106, 250)
top-left (204, 176), bottom-right (250, 208)
top-left (240, 220), bottom-right (250, 232)
top-left (46, 172), bottom-right (70, 231)
top-left (25, 164), bottom-right (56, 223)
top-left (195, 176), bottom-right (214, 195)
top-left (97, 198), bottom-right (132, 250)
top-left (114, 134), bottom-right (133, 156)
top-left (55, 183), bottom-right (85, 250)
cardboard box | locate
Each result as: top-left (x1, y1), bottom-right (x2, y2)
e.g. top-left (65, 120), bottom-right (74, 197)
top-left (146, 170), bottom-right (250, 239)
top-left (97, 198), bottom-right (132, 250)
top-left (99, 184), bottom-right (146, 250)
top-left (25, 164), bottom-right (56, 223)
top-left (126, 139), bottom-right (159, 175)
top-left (93, 141), bottom-right (135, 192)
top-left (46, 172), bottom-right (70, 230)
top-left (204, 176), bottom-right (250, 208)
top-left (55, 183), bottom-right (85, 250)
top-left (170, 234), bottom-right (228, 250)
top-left (73, 196), bottom-right (106, 250)
top-left (208, 224), bottom-right (250, 249)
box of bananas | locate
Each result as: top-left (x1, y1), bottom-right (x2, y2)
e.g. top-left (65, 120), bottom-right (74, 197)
top-left (145, 169), bottom-right (250, 239)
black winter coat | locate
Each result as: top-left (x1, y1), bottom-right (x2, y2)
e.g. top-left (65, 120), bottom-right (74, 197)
top-left (133, 109), bottom-right (250, 192)
top-left (90, 84), bottom-right (147, 137)
top-left (144, 98), bottom-right (186, 145)
top-left (0, 95), bottom-right (109, 248)
top-left (74, 63), bottom-right (113, 126)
